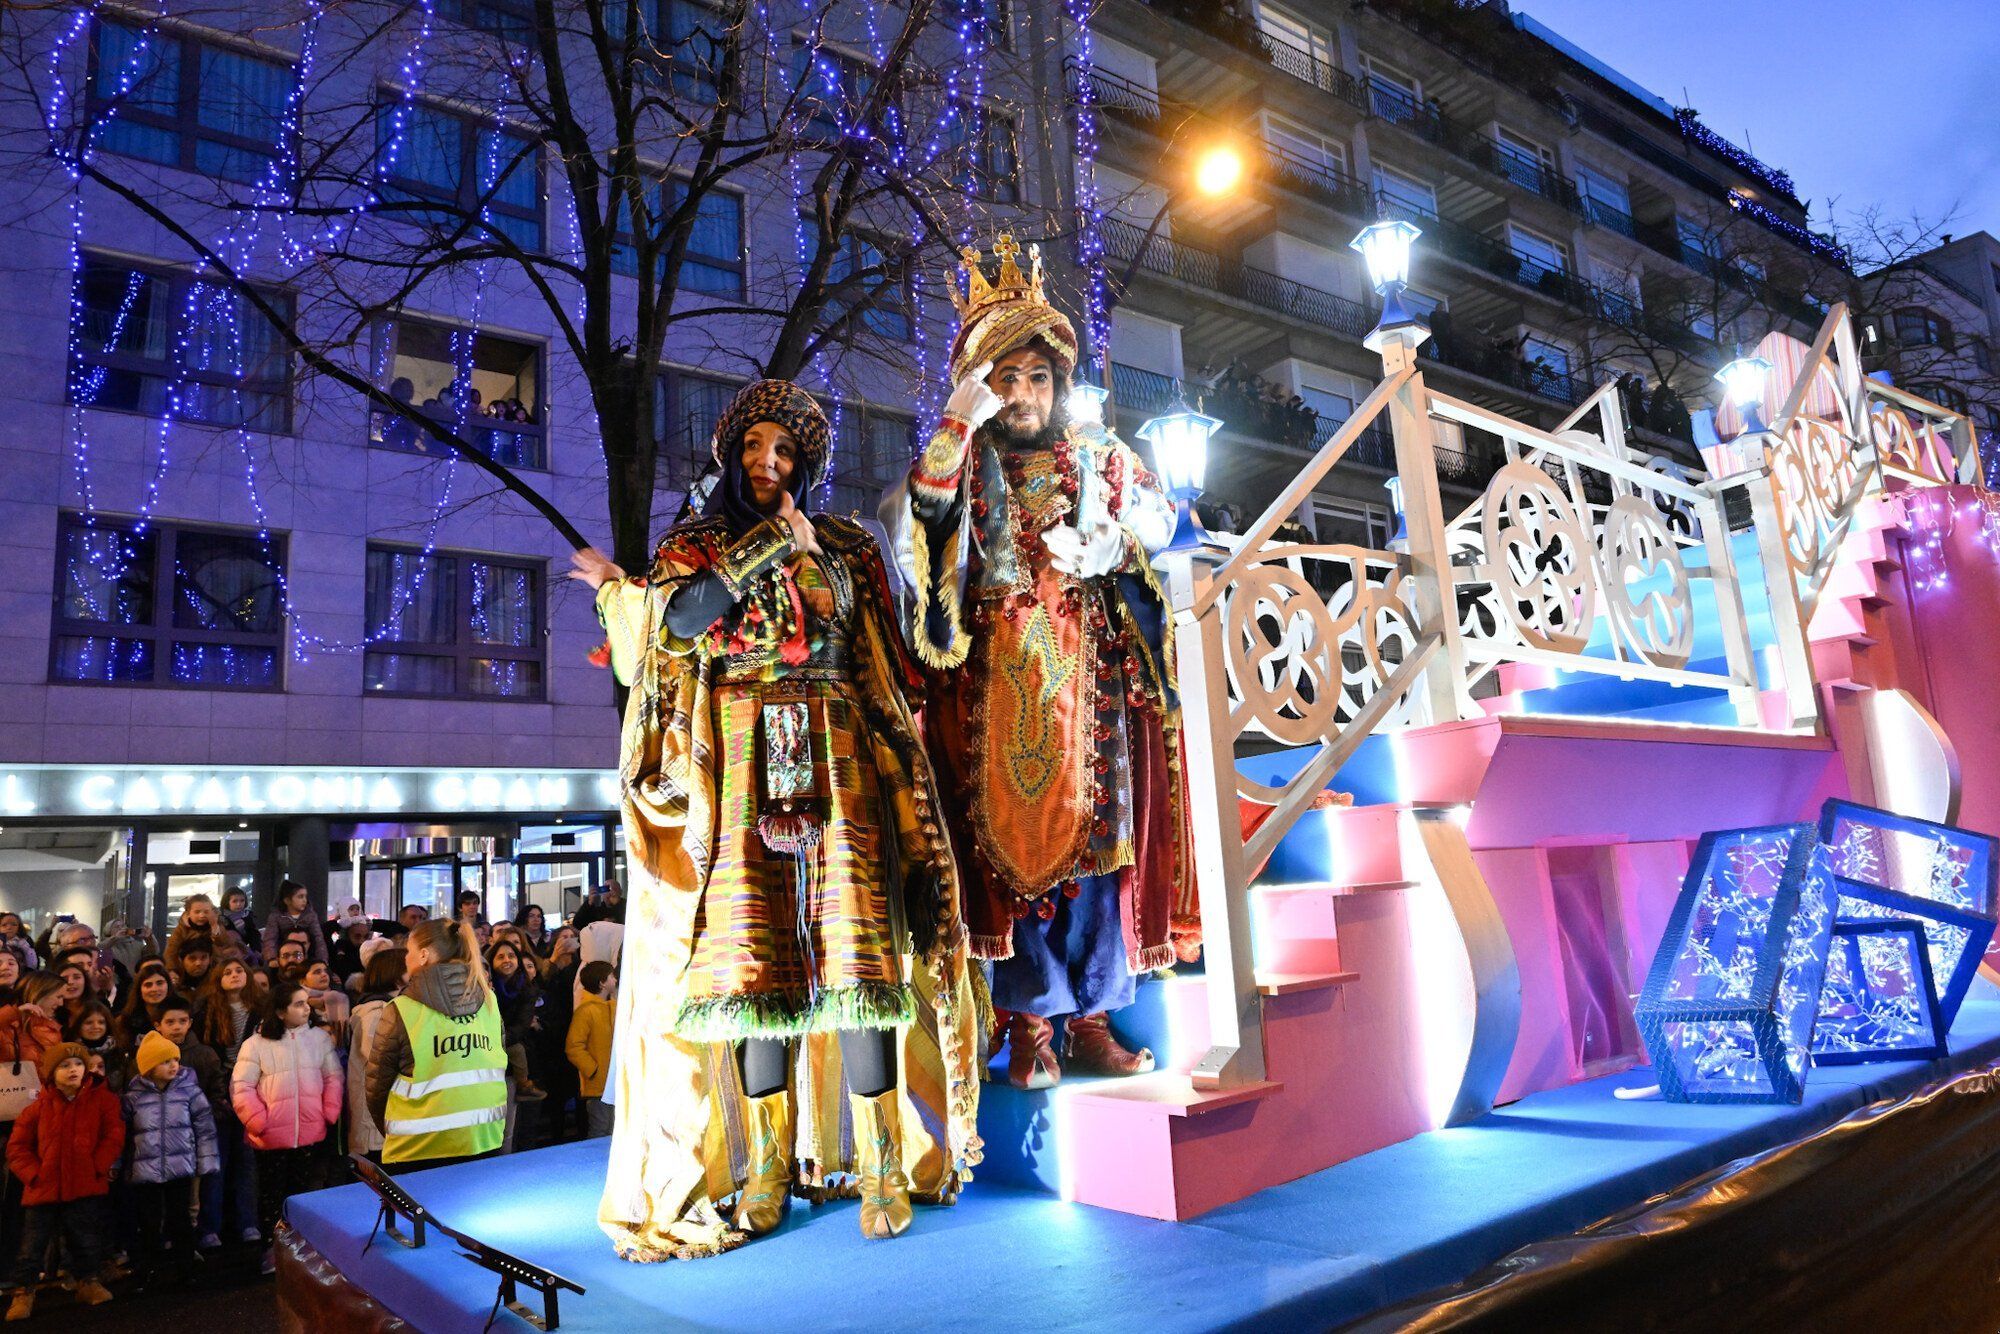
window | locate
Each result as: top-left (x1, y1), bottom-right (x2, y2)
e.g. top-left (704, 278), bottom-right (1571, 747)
top-left (936, 0), bottom-right (1010, 47)
top-left (1508, 225), bottom-right (1570, 276)
top-left (1917, 383), bottom-right (1970, 415)
top-left (1893, 307), bottom-right (1953, 350)
top-left (791, 46), bottom-right (890, 141)
top-left (1305, 497), bottom-right (1393, 549)
top-left (823, 407), bottom-right (917, 517)
top-left (1371, 163), bottom-right (1436, 221)
top-left (370, 317), bottom-right (545, 469)
top-left (612, 176), bottom-right (746, 297)
top-left (70, 254), bottom-right (293, 432)
top-left (375, 99), bottom-right (542, 251)
top-left (829, 233), bottom-right (910, 341)
top-left (364, 547), bottom-right (544, 699)
top-left (453, 0), bottom-right (537, 40)
top-left (1971, 339), bottom-right (1993, 374)
top-left (1492, 127), bottom-right (1555, 196)
top-left (655, 370), bottom-right (741, 490)
top-left (945, 105), bottom-right (1020, 202)
top-left (52, 513), bottom-right (285, 689)
top-left (1575, 166), bottom-right (1634, 235)
top-left (87, 19), bottom-right (291, 185)
top-left (1520, 334), bottom-right (1575, 399)
top-left (1263, 114), bottom-right (1348, 190)
top-left (1359, 54), bottom-right (1421, 124)
top-left (1257, 5), bottom-right (1340, 91)
top-left (607, 0), bottom-right (723, 98)
top-left (1589, 258), bottom-right (1642, 325)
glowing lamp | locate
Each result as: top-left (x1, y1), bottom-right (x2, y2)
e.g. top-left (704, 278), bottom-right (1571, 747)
top-left (1194, 145), bottom-right (1244, 198)
top-left (1067, 380), bottom-right (1109, 426)
top-left (1715, 354), bottom-right (1774, 434)
top-left (1349, 220), bottom-right (1427, 350)
top-left (1137, 396), bottom-right (1223, 551)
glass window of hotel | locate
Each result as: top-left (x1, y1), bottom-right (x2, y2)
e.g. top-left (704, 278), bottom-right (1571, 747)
top-left (363, 547), bottom-right (545, 700)
top-left (1893, 307), bottom-right (1952, 350)
top-left (70, 255), bottom-right (294, 433)
top-left (790, 44), bottom-right (890, 141)
top-left (827, 233), bottom-right (911, 341)
top-left (935, 0), bottom-right (1010, 49)
top-left (945, 104), bottom-right (1020, 204)
top-left (604, 0), bottom-right (724, 97)
top-left (1255, 4), bottom-right (1339, 86)
top-left (1971, 339), bottom-right (1993, 374)
top-left (1917, 383), bottom-right (1970, 415)
top-left (1519, 334), bottom-right (1576, 399)
top-left (86, 19), bottom-right (292, 185)
top-left (1508, 224), bottom-right (1571, 279)
top-left (823, 408), bottom-right (917, 518)
top-left (369, 316), bottom-right (545, 469)
top-left (1358, 53), bottom-right (1421, 123)
top-left (655, 370), bottom-right (741, 493)
top-left (374, 97), bottom-right (543, 252)
top-left (1306, 496), bottom-right (1393, 549)
top-left (453, 0), bottom-right (537, 40)
top-left (1492, 127), bottom-right (1557, 195)
top-left (1371, 163), bottom-right (1437, 221)
top-left (51, 514), bottom-right (287, 689)
top-left (1262, 113), bottom-right (1349, 190)
top-left (1574, 166), bottom-right (1634, 234)
top-left (611, 177), bottom-right (746, 297)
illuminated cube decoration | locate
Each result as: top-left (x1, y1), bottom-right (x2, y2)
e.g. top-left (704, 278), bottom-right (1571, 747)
top-left (1819, 799), bottom-right (1998, 1030)
top-left (1636, 824), bottom-right (1837, 1104)
top-left (1811, 920), bottom-right (1946, 1065)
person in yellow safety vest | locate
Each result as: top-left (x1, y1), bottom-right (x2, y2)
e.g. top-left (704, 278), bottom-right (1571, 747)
top-left (365, 919), bottom-right (506, 1169)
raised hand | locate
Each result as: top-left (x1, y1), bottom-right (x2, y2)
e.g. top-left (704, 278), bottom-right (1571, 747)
top-left (566, 546), bottom-right (626, 590)
top-left (778, 491), bottom-right (821, 556)
top-left (944, 360), bottom-right (1003, 429)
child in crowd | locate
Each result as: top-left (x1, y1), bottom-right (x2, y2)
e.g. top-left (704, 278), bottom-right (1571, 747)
top-left (121, 1031), bottom-right (219, 1286)
top-left (153, 998), bottom-right (226, 1249)
top-left (4, 1043), bottom-right (121, 1318)
top-left (232, 979), bottom-right (342, 1275)
top-left (566, 962), bottom-right (616, 1138)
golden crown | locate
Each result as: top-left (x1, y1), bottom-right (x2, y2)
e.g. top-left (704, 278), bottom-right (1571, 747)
top-left (951, 232), bottom-right (1049, 321)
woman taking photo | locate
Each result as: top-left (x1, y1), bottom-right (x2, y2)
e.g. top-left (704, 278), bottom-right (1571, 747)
top-left (261, 880), bottom-right (328, 966)
top-left (365, 919), bottom-right (506, 1172)
top-left (232, 977), bottom-right (342, 1272)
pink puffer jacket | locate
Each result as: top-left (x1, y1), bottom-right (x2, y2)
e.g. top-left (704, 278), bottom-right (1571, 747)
top-left (231, 1025), bottom-right (343, 1151)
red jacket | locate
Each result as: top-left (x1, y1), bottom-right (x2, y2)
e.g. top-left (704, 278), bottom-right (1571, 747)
top-left (0, 1006), bottom-right (61, 1072)
top-left (6, 1074), bottom-right (123, 1205)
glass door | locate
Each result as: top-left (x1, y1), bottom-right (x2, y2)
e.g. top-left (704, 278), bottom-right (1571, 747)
top-left (516, 857), bottom-right (596, 925)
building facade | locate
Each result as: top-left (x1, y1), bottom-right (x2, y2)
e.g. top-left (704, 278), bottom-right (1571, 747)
top-left (1080, 0), bottom-right (1843, 541)
top-left (1869, 231), bottom-right (2000, 475)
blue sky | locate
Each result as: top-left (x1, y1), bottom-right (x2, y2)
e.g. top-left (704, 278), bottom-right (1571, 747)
top-left (1520, 1), bottom-right (2000, 246)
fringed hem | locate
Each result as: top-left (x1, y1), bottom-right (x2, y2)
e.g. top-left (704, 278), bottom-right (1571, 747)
top-left (968, 930), bottom-right (1015, 961)
top-left (608, 1223), bottom-right (750, 1263)
top-left (907, 497), bottom-right (972, 672)
top-left (672, 982), bottom-right (916, 1041)
top-left (1130, 942), bottom-right (1179, 973)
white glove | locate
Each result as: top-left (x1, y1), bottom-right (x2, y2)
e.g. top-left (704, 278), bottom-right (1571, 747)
top-left (944, 361), bottom-right (1002, 429)
top-left (1043, 518), bottom-right (1126, 579)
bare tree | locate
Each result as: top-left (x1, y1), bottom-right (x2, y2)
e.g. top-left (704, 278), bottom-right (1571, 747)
top-left (0, 0), bottom-right (1054, 575)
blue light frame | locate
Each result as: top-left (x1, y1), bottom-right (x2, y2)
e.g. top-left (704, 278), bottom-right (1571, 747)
top-left (1811, 919), bottom-right (1947, 1066)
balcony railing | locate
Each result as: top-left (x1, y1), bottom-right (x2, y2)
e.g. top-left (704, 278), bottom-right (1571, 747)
top-left (1109, 361), bottom-right (1180, 417)
top-left (1101, 215), bottom-right (1224, 289)
top-left (1581, 195), bottom-right (1637, 238)
top-left (1238, 265), bottom-right (1372, 339)
top-left (1260, 140), bottom-right (1372, 216)
top-left (1256, 27), bottom-right (1366, 111)
top-left (1076, 62), bottom-right (1162, 124)
top-left (1363, 77), bottom-right (1582, 215)
top-left (1133, 0), bottom-right (1267, 58)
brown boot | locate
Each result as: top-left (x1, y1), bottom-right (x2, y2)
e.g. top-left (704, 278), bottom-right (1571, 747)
top-left (1064, 1012), bottom-right (1155, 1077)
top-left (1006, 1011), bottom-right (1060, 1090)
top-left (849, 1092), bottom-right (912, 1239)
top-left (5, 1291), bottom-right (31, 1321)
top-left (73, 1279), bottom-right (112, 1306)
top-left (732, 1091), bottom-right (794, 1235)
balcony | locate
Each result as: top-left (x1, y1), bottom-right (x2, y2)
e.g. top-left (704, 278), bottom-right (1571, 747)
top-left (1260, 140), bottom-right (1373, 217)
top-left (1131, 0), bottom-right (1268, 60)
top-left (1076, 63), bottom-right (1162, 125)
top-left (1363, 77), bottom-right (1581, 215)
top-left (1256, 27), bottom-right (1366, 112)
top-left (1581, 195), bottom-right (1637, 239)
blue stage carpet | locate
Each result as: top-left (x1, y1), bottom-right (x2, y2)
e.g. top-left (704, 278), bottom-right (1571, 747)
top-left (290, 994), bottom-right (2000, 1332)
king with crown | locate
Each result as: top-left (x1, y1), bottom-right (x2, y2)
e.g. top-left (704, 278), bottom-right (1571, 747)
top-left (883, 235), bottom-right (1197, 1089)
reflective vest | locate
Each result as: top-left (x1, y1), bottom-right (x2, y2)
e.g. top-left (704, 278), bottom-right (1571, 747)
top-left (382, 992), bottom-right (507, 1164)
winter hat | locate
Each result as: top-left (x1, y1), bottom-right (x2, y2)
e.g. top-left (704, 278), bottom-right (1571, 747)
top-left (36, 1042), bottom-right (88, 1082)
top-left (135, 1031), bottom-right (181, 1078)
top-left (359, 937), bottom-right (397, 967)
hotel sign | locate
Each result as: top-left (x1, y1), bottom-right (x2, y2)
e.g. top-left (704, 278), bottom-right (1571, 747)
top-left (0, 765), bottom-right (622, 819)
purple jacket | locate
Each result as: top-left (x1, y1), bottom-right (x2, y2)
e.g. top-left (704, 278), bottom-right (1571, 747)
top-left (123, 1065), bottom-right (219, 1184)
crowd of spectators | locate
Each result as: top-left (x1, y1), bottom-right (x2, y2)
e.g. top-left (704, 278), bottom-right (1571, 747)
top-left (0, 879), bottom-right (628, 1317)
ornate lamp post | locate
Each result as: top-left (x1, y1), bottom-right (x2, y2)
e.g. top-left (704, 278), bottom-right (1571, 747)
top-left (1138, 395), bottom-right (1224, 551)
top-left (1350, 219), bottom-right (1428, 353)
top-left (1715, 353), bottom-right (1774, 435)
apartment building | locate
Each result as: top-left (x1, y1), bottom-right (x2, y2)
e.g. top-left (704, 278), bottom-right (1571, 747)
top-left (1079, 0), bottom-right (1843, 543)
top-left (1872, 232), bottom-right (2000, 465)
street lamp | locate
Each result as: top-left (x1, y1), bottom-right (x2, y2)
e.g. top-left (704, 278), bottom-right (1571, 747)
top-left (1350, 219), bottom-right (1428, 352)
top-left (1715, 354), bottom-right (1774, 435)
top-left (1194, 144), bottom-right (1245, 198)
top-left (1138, 393), bottom-right (1223, 552)
top-left (1067, 378), bottom-right (1109, 427)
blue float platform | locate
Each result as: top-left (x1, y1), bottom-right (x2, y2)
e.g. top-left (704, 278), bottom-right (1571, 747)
top-left (287, 990), bottom-right (2000, 1332)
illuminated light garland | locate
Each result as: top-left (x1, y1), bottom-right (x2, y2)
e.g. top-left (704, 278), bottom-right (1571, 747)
top-left (1674, 108), bottom-right (1796, 200)
top-left (1062, 0), bottom-right (1110, 383)
top-left (1725, 191), bottom-right (1846, 267)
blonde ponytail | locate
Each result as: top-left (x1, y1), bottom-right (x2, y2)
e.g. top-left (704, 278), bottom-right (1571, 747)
top-left (407, 918), bottom-right (491, 1007)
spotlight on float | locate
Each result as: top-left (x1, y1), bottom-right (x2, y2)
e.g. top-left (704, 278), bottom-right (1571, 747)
top-left (350, 1152), bottom-right (429, 1252)
top-left (1350, 218), bottom-right (1428, 352)
top-left (1715, 352), bottom-right (1774, 435)
top-left (433, 1213), bottom-right (588, 1331)
top-left (1137, 392), bottom-right (1223, 552)
top-left (1067, 377), bottom-right (1109, 427)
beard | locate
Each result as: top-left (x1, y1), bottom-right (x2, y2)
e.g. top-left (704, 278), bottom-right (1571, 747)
top-left (985, 399), bottom-right (1068, 453)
